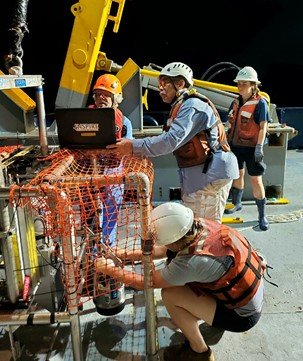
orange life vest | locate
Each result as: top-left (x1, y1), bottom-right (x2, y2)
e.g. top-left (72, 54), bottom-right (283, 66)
top-left (164, 89), bottom-right (230, 169)
top-left (186, 219), bottom-right (265, 309)
top-left (227, 95), bottom-right (261, 147)
top-left (88, 105), bottom-right (124, 140)
top-left (113, 108), bottom-right (124, 139)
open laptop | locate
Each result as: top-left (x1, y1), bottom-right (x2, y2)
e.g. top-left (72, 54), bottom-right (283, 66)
top-left (55, 107), bottom-right (117, 149)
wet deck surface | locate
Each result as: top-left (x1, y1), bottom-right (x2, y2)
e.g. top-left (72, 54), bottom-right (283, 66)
top-left (1, 149), bottom-right (303, 361)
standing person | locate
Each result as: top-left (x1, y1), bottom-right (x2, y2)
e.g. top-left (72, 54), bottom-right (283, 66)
top-left (96, 202), bottom-right (266, 361)
top-left (107, 62), bottom-right (239, 223)
top-left (224, 66), bottom-right (270, 231)
top-left (90, 73), bottom-right (133, 246)
top-left (90, 73), bottom-right (133, 139)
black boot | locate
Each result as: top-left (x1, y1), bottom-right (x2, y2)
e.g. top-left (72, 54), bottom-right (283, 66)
top-left (255, 198), bottom-right (269, 231)
top-left (224, 188), bottom-right (243, 214)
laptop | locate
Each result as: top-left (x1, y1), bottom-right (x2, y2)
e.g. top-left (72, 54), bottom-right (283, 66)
top-left (55, 107), bottom-right (117, 149)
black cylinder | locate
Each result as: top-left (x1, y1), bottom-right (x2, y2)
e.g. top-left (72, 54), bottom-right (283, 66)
top-left (93, 276), bottom-right (125, 316)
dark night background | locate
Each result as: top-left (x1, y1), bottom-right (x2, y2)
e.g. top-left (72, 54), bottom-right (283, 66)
top-left (1, 0), bottom-right (303, 114)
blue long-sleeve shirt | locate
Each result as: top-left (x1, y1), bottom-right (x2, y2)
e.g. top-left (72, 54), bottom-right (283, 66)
top-left (133, 97), bottom-right (239, 194)
top-left (122, 115), bottom-right (133, 139)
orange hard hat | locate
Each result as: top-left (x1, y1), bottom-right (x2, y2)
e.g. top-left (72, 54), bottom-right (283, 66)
top-left (93, 74), bottom-right (122, 95)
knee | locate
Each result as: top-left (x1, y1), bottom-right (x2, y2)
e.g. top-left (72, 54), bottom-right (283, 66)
top-left (161, 288), bottom-right (168, 300)
top-left (250, 176), bottom-right (263, 187)
top-left (161, 288), bottom-right (174, 304)
top-left (239, 169), bottom-right (245, 178)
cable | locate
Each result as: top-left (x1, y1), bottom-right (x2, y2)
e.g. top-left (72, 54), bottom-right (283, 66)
top-left (201, 62), bottom-right (241, 82)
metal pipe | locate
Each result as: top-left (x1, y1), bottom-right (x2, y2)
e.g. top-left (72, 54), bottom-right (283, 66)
top-left (8, 325), bottom-right (21, 361)
top-left (0, 170), bottom-right (19, 303)
top-left (132, 171), bottom-right (159, 358)
top-left (0, 187), bottom-right (42, 199)
top-left (0, 311), bottom-right (71, 326)
top-left (35, 84), bottom-right (49, 156)
top-left (69, 314), bottom-right (84, 361)
top-left (42, 154), bottom-right (74, 182)
top-left (58, 190), bottom-right (83, 361)
top-left (0, 174), bottom-right (144, 200)
top-left (1, 184), bottom-right (83, 360)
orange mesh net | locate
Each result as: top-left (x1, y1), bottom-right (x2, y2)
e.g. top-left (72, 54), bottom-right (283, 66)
top-left (9, 149), bottom-right (155, 310)
top-left (0, 145), bottom-right (21, 161)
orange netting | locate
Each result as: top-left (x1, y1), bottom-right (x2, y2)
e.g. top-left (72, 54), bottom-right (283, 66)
top-left (0, 145), bottom-right (21, 161)
top-left (9, 148), bottom-right (155, 309)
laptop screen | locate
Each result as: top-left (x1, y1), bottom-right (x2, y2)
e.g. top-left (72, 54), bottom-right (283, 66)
top-left (55, 107), bottom-right (117, 149)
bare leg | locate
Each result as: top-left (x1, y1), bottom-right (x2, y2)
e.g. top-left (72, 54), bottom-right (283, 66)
top-left (249, 175), bottom-right (265, 199)
top-left (250, 175), bottom-right (269, 230)
top-left (232, 168), bottom-right (245, 189)
top-left (162, 286), bottom-right (216, 353)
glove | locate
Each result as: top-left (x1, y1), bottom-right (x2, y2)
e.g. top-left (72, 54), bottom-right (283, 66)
top-left (254, 144), bottom-right (264, 163)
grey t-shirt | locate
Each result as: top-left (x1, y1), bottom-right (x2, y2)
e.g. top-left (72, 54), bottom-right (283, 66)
top-left (161, 254), bottom-right (264, 316)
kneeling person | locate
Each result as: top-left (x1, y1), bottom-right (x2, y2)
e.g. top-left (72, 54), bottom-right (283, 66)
top-left (97, 202), bottom-right (266, 361)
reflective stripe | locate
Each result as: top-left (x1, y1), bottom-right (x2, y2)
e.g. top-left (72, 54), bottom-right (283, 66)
top-left (241, 110), bottom-right (252, 118)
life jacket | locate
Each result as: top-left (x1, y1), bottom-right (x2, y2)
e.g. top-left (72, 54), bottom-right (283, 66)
top-left (164, 89), bottom-right (230, 169)
top-left (113, 108), bottom-right (125, 139)
top-left (227, 95), bottom-right (261, 147)
top-left (184, 219), bottom-right (265, 309)
top-left (88, 105), bottom-right (124, 139)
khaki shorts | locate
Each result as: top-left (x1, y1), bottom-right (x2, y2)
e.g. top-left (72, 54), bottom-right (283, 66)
top-left (182, 179), bottom-right (232, 222)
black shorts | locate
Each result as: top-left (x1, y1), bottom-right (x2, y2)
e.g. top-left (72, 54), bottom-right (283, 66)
top-left (212, 301), bottom-right (261, 332)
top-left (231, 146), bottom-right (266, 176)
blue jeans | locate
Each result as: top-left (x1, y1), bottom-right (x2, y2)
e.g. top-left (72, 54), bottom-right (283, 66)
top-left (101, 183), bottom-right (123, 247)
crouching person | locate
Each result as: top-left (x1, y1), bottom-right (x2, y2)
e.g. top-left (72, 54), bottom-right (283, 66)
top-left (96, 202), bottom-right (266, 361)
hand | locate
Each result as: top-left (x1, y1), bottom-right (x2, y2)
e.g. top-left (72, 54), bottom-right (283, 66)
top-left (95, 257), bottom-right (115, 274)
top-left (254, 144), bottom-right (264, 163)
top-left (106, 138), bottom-right (133, 157)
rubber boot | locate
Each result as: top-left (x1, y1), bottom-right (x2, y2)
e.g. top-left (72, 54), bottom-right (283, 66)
top-left (224, 188), bottom-right (243, 214)
top-left (255, 198), bottom-right (269, 231)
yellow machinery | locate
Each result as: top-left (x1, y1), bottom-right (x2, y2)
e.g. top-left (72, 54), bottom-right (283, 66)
top-left (53, 0), bottom-right (297, 203)
top-left (56, 0), bottom-right (126, 108)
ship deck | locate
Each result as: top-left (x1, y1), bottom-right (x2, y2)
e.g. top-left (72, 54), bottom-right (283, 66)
top-left (0, 149), bottom-right (302, 361)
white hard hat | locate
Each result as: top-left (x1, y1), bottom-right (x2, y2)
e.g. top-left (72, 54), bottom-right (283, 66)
top-left (233, 66), bottom-right (261, 84)
top-left (160, 62), bottom-right (194, 86)
top-left (151, 202), bottom-right (194, 246)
